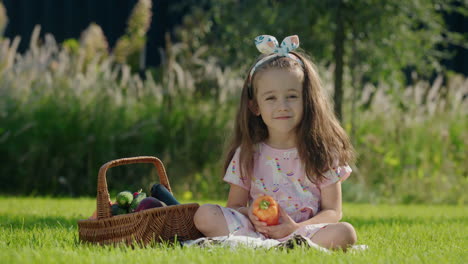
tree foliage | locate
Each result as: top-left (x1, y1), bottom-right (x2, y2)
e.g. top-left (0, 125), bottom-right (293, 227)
top-left (173, 0), bottom-right (466, 118)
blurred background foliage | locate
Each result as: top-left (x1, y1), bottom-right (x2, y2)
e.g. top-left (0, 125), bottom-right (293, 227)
top-left (0, 0), bottom-right (467, 204)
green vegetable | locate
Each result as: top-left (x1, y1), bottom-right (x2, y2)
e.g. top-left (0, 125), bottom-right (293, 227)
top-left (111, 204), bottom-right (128, 215)
top-left (116, 191), bottom-right (133, 208)
top-left (130, 192), bottom-right (147, 212)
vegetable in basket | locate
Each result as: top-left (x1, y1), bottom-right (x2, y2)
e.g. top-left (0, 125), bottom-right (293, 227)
top-left (111, 204), bottom-right (128, 215)
top-left (116, 191), bottom-right (133, 207)
top-left (130, 192), bottom-right (147, 212)
top-left (134, 197), bottom-right (166, 212)
top-left (151, 183), bottom-right (180, 205)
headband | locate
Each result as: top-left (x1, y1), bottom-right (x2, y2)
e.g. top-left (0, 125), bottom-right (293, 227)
top-left (249, 35), bottom-right (304, 78)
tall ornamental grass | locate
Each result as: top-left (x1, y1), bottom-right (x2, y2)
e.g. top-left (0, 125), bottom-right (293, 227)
top-left (342, 75), bottom-right (467, 204)
top-left (0, 27), bottom-right (237, 197)
top-left (0, 25), bottom-right (466, 203)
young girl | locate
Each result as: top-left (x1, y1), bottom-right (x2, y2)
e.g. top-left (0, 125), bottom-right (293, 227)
top-left (194, 35), bottom-right (357, 250)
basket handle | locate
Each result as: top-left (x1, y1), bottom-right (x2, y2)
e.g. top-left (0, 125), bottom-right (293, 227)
top-left (96, 156), bottom-right (172, 219)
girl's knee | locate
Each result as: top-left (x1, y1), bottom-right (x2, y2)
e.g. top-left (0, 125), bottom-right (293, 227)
top-left (313, 222), bottom-right (357, 250)
top-left (333, 222), bottom-right (357, 247)
top-left (193, 204), bottom-right (222, 231)
top-left (339, 222), bottom-right (357, 244)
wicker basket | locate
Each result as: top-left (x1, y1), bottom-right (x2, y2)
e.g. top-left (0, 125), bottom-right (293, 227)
top-left (77, 156), bottom-right (204, 245)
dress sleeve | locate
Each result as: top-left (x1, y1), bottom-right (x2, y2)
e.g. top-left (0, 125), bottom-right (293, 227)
top-left (319, 165), bottom-right (352, 188)
top-left (223, 147), bottom-right (251, 190)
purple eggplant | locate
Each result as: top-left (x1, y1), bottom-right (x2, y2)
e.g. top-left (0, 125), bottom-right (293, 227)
top-left (134, 197), bottom-right (166, 212)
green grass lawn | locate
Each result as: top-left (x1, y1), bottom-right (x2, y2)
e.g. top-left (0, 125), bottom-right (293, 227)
top-left (0, 197), bottom-right (466, 263)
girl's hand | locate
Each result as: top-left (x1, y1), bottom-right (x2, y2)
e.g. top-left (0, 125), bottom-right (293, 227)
top-left (247, 205), bottom-right (269, 235)
top-left (264, 206), bottom-right (299, 239)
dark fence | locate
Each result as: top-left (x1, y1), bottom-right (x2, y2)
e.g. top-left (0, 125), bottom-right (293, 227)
top-left (2, 0), bottom-right (467, 73)
top-left (3, 0), bottom-right (191, 68)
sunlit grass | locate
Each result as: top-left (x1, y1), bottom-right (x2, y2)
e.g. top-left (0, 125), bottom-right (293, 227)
top-left (1, 197), bottom-right (467, 263)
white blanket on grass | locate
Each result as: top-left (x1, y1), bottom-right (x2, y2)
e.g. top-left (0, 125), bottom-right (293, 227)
top-left (182, 234), bottom-right (368, 252)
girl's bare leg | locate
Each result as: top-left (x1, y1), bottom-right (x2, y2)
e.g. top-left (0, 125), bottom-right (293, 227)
top-left (193, 204), bottom-right (230, 237)
top-left (310, 222), bottom-right (357, 251)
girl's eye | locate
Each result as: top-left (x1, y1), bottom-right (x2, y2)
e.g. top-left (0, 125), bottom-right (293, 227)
top-left (266, 97), bottom-right (275, 101)
top-left (288, 95), bottom-right (298, 99)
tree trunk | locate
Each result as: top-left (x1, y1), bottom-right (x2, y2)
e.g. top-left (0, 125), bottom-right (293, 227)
top-left (333, 0), bottom-right (345, 121)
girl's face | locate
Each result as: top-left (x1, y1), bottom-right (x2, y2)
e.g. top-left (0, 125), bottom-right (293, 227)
top-left (252, 68), bottom-right (304, 138)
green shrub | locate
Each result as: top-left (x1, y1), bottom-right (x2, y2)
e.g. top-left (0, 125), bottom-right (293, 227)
top-left (0, 15), bottom-right (466, 204)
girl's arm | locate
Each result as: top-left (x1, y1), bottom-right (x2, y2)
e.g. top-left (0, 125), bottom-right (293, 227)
top-left (298, 181), bottom-right (343, 227)
top-left (226, 183), bottom-right (270, 235)
top-left (226, 184), bottom-right (250, 216)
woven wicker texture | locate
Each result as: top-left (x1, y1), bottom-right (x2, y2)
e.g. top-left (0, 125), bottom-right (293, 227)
top-left (77, 156), bottom-right (204, 245)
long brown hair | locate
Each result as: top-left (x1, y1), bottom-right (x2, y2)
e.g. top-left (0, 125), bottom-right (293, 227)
top-left (223, 51), bottom-right (355, 184)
